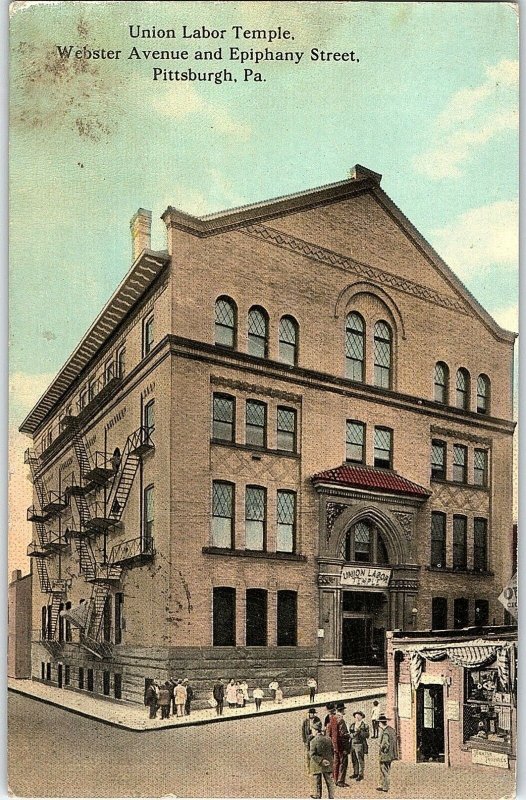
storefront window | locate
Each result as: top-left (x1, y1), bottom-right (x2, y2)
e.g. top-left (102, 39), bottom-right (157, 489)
top-left (463, 663), bottom-right (513, 748)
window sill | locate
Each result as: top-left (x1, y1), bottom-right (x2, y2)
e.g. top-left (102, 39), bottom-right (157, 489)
top-left (430, 478), bottom-right (488, 491)
top-left (202, 546), bottom-right (307, 562)
top-left (210, 439), bottom-right (300, 458)
top-left (426, 566), bottom-right (494, 576)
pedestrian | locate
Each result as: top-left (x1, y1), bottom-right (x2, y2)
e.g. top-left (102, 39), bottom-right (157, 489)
top-left (309, 720), bottom-right (336, 799)
top-left (144, 681), bottom-right (158, 719)
top-left (371, 700), bottom-right (381, 738)
top-left (325, 703), bottom-right (344, 784)
top-left (169, 677), bottom-right (177, 716)
top-left (323, 702), bottom-right (334, 727)
top-left (213, 677), bottom-right (225, 716)
top-left (236, 681), bottom-right (244, 707)
top-left (275, 684), bottom-right (283, 704)
top-left (335, 702), bottom-right (351, 787)
top-left (174, 679), bottom-right (187, 717)
top-left (376, 714), bottom-right (397, 793)
top-left (240, 679), bottom-right (249, 708)
top-left (349, 710), bottom-right (369, 782)
top-left (226, 678), bottom-right (238, 708)
top-left (253, 684), bottom-right (264, 711)
top-left (308, 676), bottom-right (318, 703)
top-left (158, 681), bottom-right (172, 719)
top-left (269, 678), bottom-right (279, 700)
top-left (302, 708), bottom-right (321, 773)
top-left (183, 678), bottom-right (194, 715)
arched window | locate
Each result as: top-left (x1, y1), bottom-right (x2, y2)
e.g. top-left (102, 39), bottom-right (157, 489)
top-left (279, 315), bottom-right (298, 365)
top-left (339, 520), bottom-right (389, 564)
top-left (214, 296), bottom-right (237, 349)
top-left (374, 321), bottom-right (392, 388)
top-left (477, 374), bottom-right (490, 414)
top-left (248, 306), bottom-right (269, 358)
top-left (345, 312), bottom-right (365, 381)
top-left (434, 362), bottom-right (449, 404)
top-left (456, 368), bottom-right (470, 410)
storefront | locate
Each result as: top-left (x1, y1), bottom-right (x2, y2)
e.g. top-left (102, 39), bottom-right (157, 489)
top-left (386, 627), bottom-right (517, 770)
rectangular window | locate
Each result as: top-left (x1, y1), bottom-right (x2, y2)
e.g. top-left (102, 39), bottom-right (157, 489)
top-left (374, 427), bottom-right (392, 469)
top-left (65, 601), bottom-right (72, 642)
top-left (212, 394), bottom-right (235, 442)
top-left (88, 379), bottom-right (96, 404)
top-left (41, 662), bottom-right (45, 680)
top-left (78, 667), bottom-right (84, 689)
top-left (46, 663), bottom-right (51, 681)
top-left (430, 512), bottom-right (446, 568)
top-left (143, 315), bottom-right (154, 357)
top-left (114, 673), bottom-right (122, 699)
top-left (431, 440), bottom-right (446, 480)
top-left (41, 606), bottom-right (47, 640)
top-left (431, 597), bottom-right (448, 630)
top-left (211, 481), bottom-right (234, 548)
top-left (452, 445), bottom-right (467, 483)
top-left (87, 668), bottom-right (94, 692)
top-left (277, 407), bottom-right (297, 452)
top-left (103, 671), bottom-right (111, 696)
top-left (117, 346), bottom-right (126, 377)
top-left (58, 603), bottom-right (65, 642)
top-left (79, 385), bottom-right (88, 411)
top-left (143, 485), bottom-right (154, 549)
top-left (144, 399), bottom-right (155, 437)
top-left (245, 400), bottom-right (266, 448)
top-left (114, 592), bottom-right (124, 645)
top-left (277, 590), bottom-right (298, 646)
top-left (346, 420), bottom-right (365, 464)
top-left (246, 589), bottom-right (268, 646)
top-left (453, 515), bottom-right (467, 570)
top-left (454, 598), bottom-right (469, 629)
top-left (64, 665), bottom-right (71, 686)
top-left (245, 486), bottom-right (266, 551)
top-left (213, 587), bottom-right (236, 646)
top-left (474, 449), bottom-right (488, 487)
top-left (474, 599), bottom-right (489, 626)
top-left (47, 604), bottom-right (52, 640)
top-left (103, 595), bottom-right (112, 643)
top-left (277, 491), bottom-right (296, 553)
top-left (473, 518), bottom-right (488, 572)
top-left (104, 359), bottom-right (115, 385)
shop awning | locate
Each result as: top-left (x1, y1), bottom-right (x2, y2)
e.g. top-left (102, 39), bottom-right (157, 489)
top-left (406, 642), bottom-right (513, 690)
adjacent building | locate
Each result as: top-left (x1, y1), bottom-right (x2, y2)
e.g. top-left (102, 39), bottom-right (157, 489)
top-left (20, 166), bottom-right (516, 703)
top-left (8, 569), bottom-right (32, 679)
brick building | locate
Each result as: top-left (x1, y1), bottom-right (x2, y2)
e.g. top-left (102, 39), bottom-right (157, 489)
top-left (19, 165), bottom-right (515, 704)
top-left (8, 569), bottom-right (32, 679)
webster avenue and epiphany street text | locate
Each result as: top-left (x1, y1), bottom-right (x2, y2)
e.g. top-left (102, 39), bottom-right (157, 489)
top-left (55, 23), bottom-right (360, 83)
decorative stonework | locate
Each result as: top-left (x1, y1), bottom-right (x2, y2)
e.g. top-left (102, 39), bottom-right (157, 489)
top-left (211, 375), bottom-right (302, 404)
top-left (241, 224), bottom-right (468, 315)
top-left (390, 578), bottom-right (419, 591)
top-left (393, 511), bottom-right (413, 541)
top-left (430, 425), bottom-right (492, 446)
top-left (318, 574), bottom-right (340, 587)
top-left (431, 483), bottom-right (489, 514)
top-left (326, 502), bottom-right (348, 541)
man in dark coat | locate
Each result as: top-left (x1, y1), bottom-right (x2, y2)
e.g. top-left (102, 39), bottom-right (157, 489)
top-left (309, 721), bottom-right (335, 799)
top-left (377, 714), bottom-right (398, 792)
top-left (302, 708), bottom-right (321, 773)
top-left (213, 677), bottom-right (225, 716)
top-left (144, 681), bottom-right (158, 719)
top-left (183, 679), bottom-right (194, 715)
top-left (158, 681), bottom-right (172, 719)
top-left (349, 710), bottom-right (369, 781)
top-left (335, 702), bottom-right (351, 787)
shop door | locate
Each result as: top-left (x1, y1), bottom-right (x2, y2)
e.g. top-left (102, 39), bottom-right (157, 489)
top-left (416, 685), bottom-right (445, 762)
top-left (342, 617), bottom-right (372, 665)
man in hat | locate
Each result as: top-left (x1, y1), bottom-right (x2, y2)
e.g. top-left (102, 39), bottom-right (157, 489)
top-left (377, 714), bottom-right (397, 792)
top-left (325, 703), bottom-right (345, 784)
top-left (302, 708), bottom-right (321, 773)
top-left (309, 720), bottom-right (336, 799)
top-left (335, 703), bottom-right (351, 787)
top-left (349, 710), bottom-right (369, 781)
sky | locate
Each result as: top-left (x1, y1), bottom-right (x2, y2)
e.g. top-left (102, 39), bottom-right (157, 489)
top-left (9, 1), bottom-right (519, 574)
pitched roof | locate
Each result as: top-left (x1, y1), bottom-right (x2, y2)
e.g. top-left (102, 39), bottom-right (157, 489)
top-left (312, 464), bottom-right (431, 498)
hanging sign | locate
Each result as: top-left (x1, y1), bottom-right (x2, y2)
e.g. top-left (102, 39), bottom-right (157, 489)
top-left (498, 573), bottom-right (517, 620)
top-left (341, 566), bottom-right (392, 588)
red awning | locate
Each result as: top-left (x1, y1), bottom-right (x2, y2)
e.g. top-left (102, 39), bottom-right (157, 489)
top-left (312, 464), bottom-right (430, 498)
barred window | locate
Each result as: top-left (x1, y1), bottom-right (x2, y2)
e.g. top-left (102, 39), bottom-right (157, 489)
top-left (477, 374), bottom-right (490, 414)
top-left (277, 407), bottom-right (296, 452)
top-left (245, 486), bottom-right (266, 551)
top-left (434, 362), bottom-right (449, 404)
top-left (474, 449), bottom-right (488, 487)
top-left (212, 481), bottom-right (234, 549)
top-left (346, 421), bottom-right (365, 463)
top-left (345, 312), bottom-right (365, 382)
top-left (340, 520), bottom-right (388, 564)
top-left (474, 518), bottom-right (488, 572)
top-left (248, 306), bottom-right (268, 358)
top-left (354, 520), bottom-right (371, 562)
top-left (279, 316), bottom-right (298, 366)
top-left (374, 427), bottom-right (392, 469)
top-left (246, 400), bottom-right (266, 448)
top-left (456, 368), bottom-right (470, 410)
top-left (431, 440), bottom-right (446, 480)
top-left (453, 515), bottom-right (467, 570)
top-left (277, 490), bottom-right (296, 553)
top-left (374, 321), bottom-right (392, 388)
top-left (430, 512), bottom-right (446, 568)
top-left (213, 394), bottom-right (235, 442)
top-left (453, 444), bottom-right (467, 483)
top-left (215, 296), bottom-right (237, 349)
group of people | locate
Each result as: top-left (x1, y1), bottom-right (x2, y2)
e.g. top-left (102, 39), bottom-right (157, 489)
top-left (302, 699), bottom-right (397, 798)
top-left (144, 678), bottom-right (194, 720)
top-left (212, 678), bottom-right (283, 715)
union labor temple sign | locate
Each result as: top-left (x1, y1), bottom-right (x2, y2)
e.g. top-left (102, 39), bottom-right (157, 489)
top-left (341, 566), bottom-right (392, 588)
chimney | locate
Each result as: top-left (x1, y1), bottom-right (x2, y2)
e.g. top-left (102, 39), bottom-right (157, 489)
top-left (130, 209), bottom-right (152, 261)
top-left (11, 569), bottom-right (22, 583)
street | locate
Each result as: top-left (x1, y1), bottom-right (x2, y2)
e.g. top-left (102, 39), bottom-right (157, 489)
top-left (8, 693), bottom-right (515, 798)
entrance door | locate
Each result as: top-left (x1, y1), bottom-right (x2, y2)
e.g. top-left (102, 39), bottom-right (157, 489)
top-left (57, 664), bottom-right (63, 688)
top-left (342, 618), bottom-right (372, 665)
top-left (416, 685), bottom-right (445, 762)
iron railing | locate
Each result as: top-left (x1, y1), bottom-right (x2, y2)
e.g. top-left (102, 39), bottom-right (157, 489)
top-left (110, 536), bottom-right (155, 565)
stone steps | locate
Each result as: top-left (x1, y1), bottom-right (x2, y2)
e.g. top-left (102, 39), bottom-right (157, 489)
top-left (341, 666), bottom-right (387, 692)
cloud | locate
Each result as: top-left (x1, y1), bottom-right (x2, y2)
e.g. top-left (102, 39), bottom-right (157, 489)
top-left (430, 199), bottom-right (518, 279)
top-left (9, 371), bottom-right (56, 419)
top-left (151, 83), bottom-right (251, 140)
top-left (413, 59), bottom-right (518, 179)
top-left (491, 304), bottom-right (518, 333)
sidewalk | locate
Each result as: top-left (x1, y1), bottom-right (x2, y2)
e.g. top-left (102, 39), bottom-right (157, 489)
top-left (8, 677), bottom-right (386, 732)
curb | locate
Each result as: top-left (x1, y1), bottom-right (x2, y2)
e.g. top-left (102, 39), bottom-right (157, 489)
top-left (8, 685), bottom-right (387, 733)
